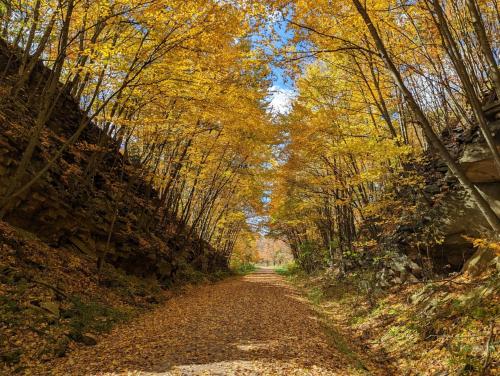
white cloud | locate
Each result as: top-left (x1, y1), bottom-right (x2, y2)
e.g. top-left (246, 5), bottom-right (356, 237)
top-left (268, 10), bottom-right (283, 23)
top-left (267, 86), bottom-right (296, 115)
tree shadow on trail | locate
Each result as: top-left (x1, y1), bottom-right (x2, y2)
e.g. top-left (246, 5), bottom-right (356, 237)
top-left (46, 269), bottom-right (369, 375)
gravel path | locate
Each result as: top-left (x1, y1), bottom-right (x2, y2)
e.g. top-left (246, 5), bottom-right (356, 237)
top-left (43, 268), bottom-right (378, 375)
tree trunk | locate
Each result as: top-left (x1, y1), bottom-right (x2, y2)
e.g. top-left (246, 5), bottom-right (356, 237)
top-left (351, 0), bottom-right (500, 233)
top-left (428, 0), bottom-right (500, 174)
top-left (466, 0), bottom-right (500, 99)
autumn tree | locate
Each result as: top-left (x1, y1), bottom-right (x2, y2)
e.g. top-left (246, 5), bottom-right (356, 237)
top-left (0, 0), bottom-right (275, 266)
top-left (269, 0), bottom-right (500, 272)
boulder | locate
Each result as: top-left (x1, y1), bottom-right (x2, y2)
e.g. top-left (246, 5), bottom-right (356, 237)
top-left (460, 143), bottom-right (500, 183)
top-left (462, 247), bottom-right (499, 276)
top-left (422, 191), bottom-right (495, 271)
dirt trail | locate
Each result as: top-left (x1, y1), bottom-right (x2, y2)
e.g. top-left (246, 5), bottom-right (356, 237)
top-left (41, 268), bottom-right (385, 375)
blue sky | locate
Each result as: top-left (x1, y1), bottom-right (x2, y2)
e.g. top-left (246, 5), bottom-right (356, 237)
top-left (246, 12), bottom-right (298, 235)
top-left (264, 13), bottom-right (297, 115)
top-left (270, 16), bottom-right (293, 89)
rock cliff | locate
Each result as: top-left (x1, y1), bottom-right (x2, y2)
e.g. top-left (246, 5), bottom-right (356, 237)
top-left (391, 92), bottom-right (500, 274)
top-left (0, 39), bottom-right (227, 283)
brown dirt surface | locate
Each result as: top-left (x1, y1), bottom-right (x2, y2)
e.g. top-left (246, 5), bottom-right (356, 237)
top-left (35, 268), bottom-right (386, 375)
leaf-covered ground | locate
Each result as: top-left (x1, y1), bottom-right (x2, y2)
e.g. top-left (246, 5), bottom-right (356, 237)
top-left (0, 221), bottom-right (169, 374)
top-left (283, 268), bottom-right (499, 376)
top-left (34, 268), bottom-right (386, 375)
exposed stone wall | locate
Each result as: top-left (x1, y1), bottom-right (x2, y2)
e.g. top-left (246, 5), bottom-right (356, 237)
top-left (391, 93), bottom-right (500, 273)
top-left (0, 40), bottom-right (227, 283)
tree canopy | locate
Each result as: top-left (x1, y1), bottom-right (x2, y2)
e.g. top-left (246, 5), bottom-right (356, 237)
top-left (1, 0), bottom-right (499, 264)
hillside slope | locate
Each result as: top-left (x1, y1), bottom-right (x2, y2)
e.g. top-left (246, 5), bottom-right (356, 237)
top-left (0, 39), bottom-right (227, 373)
top-left (0, 39), bottom-right (226, 281)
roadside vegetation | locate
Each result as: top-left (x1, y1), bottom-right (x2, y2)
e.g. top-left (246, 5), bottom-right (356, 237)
top-left (231, 263), bottom-right (257, 276)
top-left (277, 261), bottom-right (498, 375)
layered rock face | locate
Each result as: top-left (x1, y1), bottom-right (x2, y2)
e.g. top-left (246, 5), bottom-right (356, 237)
top-left (460, 96), bottom-right (500, 213)
top-left (393, 93), bottom-right (500, 273)
top-left (0, 40), bottom-right (227, 282)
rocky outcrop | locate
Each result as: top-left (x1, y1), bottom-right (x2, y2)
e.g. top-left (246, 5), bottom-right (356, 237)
top-left (391, 92), bottom-right (500, 274)
top-left (461, 139), bottom-right (500, 183)
top-left (0, 39), bottom-right (227, 283)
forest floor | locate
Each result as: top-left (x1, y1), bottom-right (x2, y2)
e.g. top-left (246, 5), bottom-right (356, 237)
top-left (34, 267), bottom-right (389, 376)
top-left (278, 266), bottom-right (499, 376)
